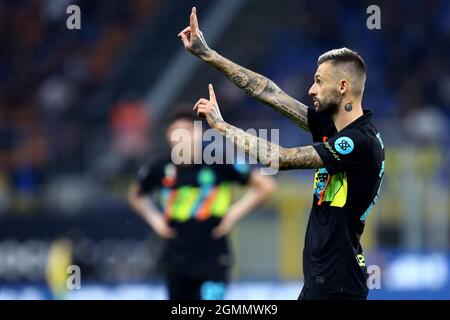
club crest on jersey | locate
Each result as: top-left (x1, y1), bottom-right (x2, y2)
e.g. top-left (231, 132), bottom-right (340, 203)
top-left (334, 137), bottom-right (354, 155)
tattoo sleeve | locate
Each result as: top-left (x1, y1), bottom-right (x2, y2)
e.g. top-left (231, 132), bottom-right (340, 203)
top-left (216, 122), bottom-right (323, 170)
top-left (203, 51), bottom-right (310, 131)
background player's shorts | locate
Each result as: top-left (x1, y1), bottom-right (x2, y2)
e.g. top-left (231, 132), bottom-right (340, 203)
top-left (166, 265), bottom-right (228, 300)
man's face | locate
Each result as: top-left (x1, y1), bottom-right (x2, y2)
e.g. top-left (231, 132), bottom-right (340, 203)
top-left (308, 61), bottom-right (341, 115)
top-left (167, 118), bottom-right (202, 159)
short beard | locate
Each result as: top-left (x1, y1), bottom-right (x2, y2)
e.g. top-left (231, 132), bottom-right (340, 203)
top-left (316, 89), bottom-right (341, 116)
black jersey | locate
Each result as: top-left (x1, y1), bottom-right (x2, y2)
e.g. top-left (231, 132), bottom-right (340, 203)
top-left (304, 108), bottom-right (385, 296)
top-left (137, 158), bottom-right (250, 274)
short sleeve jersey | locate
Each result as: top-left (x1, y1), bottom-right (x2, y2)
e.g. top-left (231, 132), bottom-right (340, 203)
top-left (304, 108), bottom-right (385, 296)
top-left (137, 158), bottom-right (251, 272)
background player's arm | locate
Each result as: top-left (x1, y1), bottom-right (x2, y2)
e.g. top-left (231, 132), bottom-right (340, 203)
top-left (195, 85), bottom-right (324, 170)
top-left (212, 170), bottom-right (277, 239)
top-left (127, 182), bottom-right (176, 239)
top-left (178, 7), bottom-right (309, 131)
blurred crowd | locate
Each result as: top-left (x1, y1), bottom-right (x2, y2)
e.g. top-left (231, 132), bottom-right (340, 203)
top-left (0, 0), bottom-right (159, 214)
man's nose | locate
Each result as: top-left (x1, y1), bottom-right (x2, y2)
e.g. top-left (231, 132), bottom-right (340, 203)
top-left (308, 85), bottom-right (316, 97)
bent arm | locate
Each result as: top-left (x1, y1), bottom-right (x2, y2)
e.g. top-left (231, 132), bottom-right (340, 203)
top-left (127, 183), bottom-right (160, 224)
top-left (227, 171), bottom-right (276, 222)
top-left (211, 170), bottom-right (276, 238)
top-left (215, 122), bottom-right (323, 170)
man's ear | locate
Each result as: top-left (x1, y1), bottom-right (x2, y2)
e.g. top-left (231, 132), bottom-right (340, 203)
top-left (339, 79), bottom-right (349, 95)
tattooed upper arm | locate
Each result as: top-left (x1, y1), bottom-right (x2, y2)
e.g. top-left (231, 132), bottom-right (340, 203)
top-left (228, 70), bottom-right (309, 131)
top-left (228, 69), bottom-right (268, 97)
top-left (207, 52), bottom-right (310, 131)
top-left (278, 146), bottom-right (324, 170)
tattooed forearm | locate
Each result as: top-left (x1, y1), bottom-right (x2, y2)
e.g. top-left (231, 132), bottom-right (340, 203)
top-left (266, 96), bottom-right (309, 131)
top-left (215, 122), bottom-right (323, 170)
top-left (277, 146), bottom-right (324, 170)
top-left (203, 51), bottom-right (310, 131)
top-left (217, 122), bottom-right (279, 167)
top-left (228, 71), bottom-right (268, 97)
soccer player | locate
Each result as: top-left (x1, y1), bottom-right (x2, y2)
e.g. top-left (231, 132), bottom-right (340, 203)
top-left (128, 110), bottom-right (276, 300)
top-left (179, 7), bottom-right (385, 300)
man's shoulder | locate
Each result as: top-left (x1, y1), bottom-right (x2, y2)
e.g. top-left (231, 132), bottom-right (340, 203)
top-left (345, 125), bottom-right (385, 169)
top-left (354, 122), bottom-right (383, 149)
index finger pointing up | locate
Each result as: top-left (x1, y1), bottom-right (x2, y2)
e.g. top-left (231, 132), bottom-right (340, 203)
top-left (209, 84), bottom-right (216, 103)
top-left (190, 7), bottom-right (199, 33)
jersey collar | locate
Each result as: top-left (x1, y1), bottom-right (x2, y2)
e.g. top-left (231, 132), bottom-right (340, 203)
top-left (341, 109), bottom-right (373, 131)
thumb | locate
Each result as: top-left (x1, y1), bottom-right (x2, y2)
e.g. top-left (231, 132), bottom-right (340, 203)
top-left (179, 32), bottom-right (190, 48)
top-left (209, 84), bottom-right (217, 103)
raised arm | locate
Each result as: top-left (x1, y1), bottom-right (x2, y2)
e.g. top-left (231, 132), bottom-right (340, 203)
top-left (178, 7), bottom-right (310, 131)
top-left (194, 85), bottom-right (323, 170)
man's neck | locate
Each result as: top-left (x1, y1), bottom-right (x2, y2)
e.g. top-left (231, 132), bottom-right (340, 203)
top-left (332, 103), bottom-right (364, 132)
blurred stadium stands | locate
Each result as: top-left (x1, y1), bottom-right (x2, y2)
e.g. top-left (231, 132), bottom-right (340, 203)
top-left (0, 0), bottom-right (449, 299)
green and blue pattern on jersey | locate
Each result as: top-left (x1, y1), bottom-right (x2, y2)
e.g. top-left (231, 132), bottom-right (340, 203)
top-left (314, 169), bottom-right (348, 207)
top-left (160, 184), bottom-right (233, 222)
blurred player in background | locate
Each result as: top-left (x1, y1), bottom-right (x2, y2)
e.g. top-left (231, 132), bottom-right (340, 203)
top-left (179, 8), bottom-right (385, 300)
top-left (128, 110), bottom-right (276, 300)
